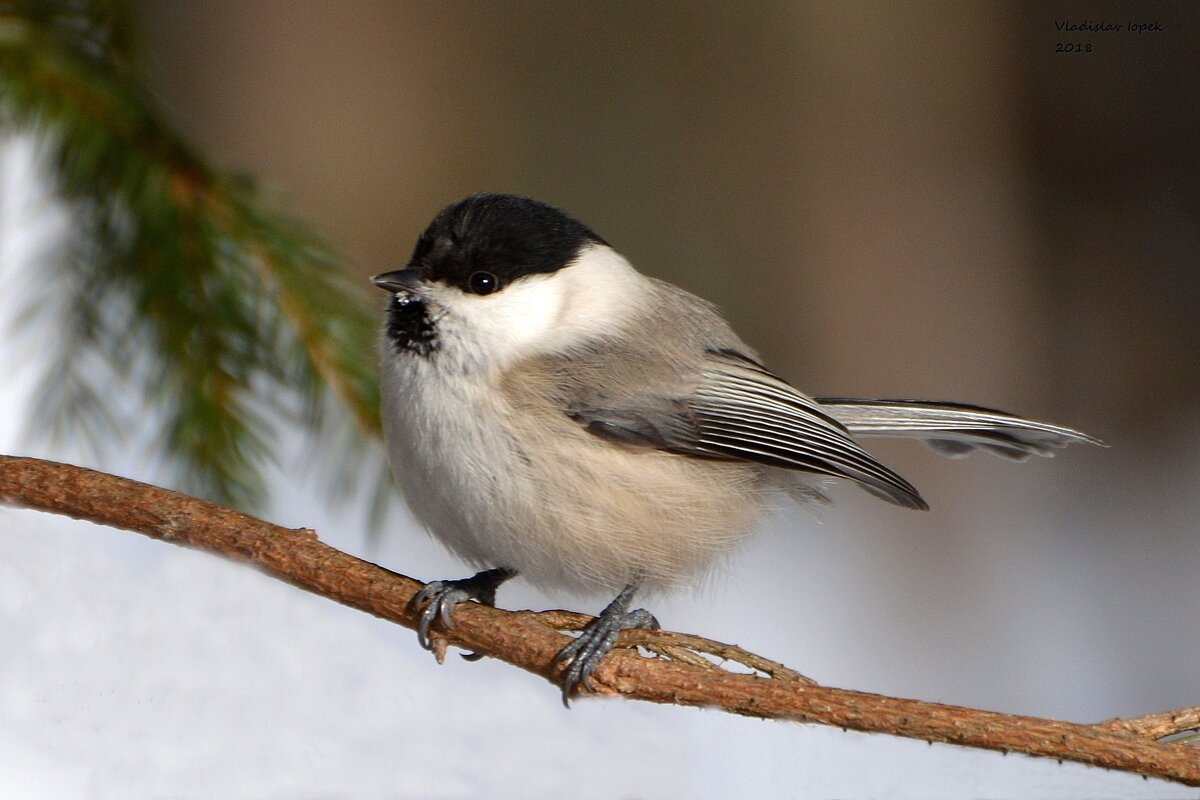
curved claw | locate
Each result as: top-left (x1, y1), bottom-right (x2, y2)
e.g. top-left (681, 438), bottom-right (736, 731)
top-left (555, 608), bottom-right (659, 707)
top-left (408, 568), bottom-right (515, 653)
top-left (410, 582), bottom-right (471, 650)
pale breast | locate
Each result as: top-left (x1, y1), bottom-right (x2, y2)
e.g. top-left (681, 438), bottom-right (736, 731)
top-left (382, 350), bottom-right (772, 595)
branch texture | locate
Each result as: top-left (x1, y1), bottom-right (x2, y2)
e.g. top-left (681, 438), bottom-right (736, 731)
top-left (2, 454), bottom-right (1197, 785)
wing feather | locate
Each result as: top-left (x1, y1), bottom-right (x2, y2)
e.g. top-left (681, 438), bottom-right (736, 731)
top-left (563, 351), bottom-right (929, 510)
top-left (688, 361), bottom-right (927, 509)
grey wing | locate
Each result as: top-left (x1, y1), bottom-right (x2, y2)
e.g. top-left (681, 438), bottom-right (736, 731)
top-left (567, 351), bottom-right (928, 510)
top-left (814, 398), bottom-right (1105, 461)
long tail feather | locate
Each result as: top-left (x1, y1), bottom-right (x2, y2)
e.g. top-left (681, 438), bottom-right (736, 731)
top-left (814, 398), bottom-right (1105, 462)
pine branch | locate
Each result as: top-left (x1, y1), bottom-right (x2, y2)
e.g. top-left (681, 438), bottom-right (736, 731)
top-left (0, 1), bottom-right (385, 510)
top-left (2, 453), bottom-right (1197, 785)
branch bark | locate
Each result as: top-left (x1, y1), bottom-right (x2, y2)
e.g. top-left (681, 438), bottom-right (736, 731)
top-left (2, 454), bottom-right (1197, 785)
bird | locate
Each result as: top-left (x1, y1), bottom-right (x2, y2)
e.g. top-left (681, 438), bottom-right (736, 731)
top-left (371, 192), bottom-right (1101, 705)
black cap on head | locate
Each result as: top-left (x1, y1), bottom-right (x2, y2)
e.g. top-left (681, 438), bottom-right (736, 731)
top-left (406, 193), bottom-right (607, 293)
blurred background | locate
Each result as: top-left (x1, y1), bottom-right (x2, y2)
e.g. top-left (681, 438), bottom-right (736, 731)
top-left (1, 2), bottom-right (1197, 797)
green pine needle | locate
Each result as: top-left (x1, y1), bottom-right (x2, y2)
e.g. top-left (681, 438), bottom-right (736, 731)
top-left (0, 0), bottom-right (391, 515)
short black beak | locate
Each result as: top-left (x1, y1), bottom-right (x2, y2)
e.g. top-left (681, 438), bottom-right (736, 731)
top-left (371, 269), bottom-right (422, 293)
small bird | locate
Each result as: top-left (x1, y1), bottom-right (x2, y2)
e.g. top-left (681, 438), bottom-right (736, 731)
top-left (372, 193), bottom-right (1101, 704)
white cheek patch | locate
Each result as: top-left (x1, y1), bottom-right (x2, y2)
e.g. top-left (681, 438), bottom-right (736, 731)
top-left (430, 274), bottom-right (565, 367)
top-left (427, 243), bottom-right (648, 370)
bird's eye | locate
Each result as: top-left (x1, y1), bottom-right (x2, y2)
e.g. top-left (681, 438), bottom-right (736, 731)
top-left (468, 271), bottom-right (500, 295)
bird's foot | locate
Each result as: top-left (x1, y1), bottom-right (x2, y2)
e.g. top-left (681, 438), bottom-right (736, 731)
top-left (410, 568), bottom-right (515, 652)
top-left (554, 584), bottom-right (658, 707)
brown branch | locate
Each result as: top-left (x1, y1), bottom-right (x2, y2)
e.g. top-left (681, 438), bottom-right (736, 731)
top-left (1, 454), bottom-right (1197, 784)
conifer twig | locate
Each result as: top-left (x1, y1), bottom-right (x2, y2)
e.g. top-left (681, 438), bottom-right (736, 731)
top-left (0, 3), bottom-right (385, 510)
